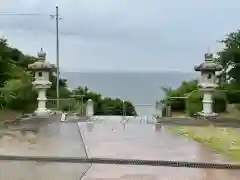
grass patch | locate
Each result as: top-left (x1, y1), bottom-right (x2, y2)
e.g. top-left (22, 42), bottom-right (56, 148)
top-left (169, 126), bottom-right (240, 161)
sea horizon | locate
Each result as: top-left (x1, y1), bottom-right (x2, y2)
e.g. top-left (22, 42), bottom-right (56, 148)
top-left (61, 71), bottom-right (197, 115)
top-left (61, 69), bottom-right (195, 73)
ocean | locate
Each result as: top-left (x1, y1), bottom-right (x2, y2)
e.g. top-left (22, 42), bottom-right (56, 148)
top-left (62, 71), bottom-right (197, 115)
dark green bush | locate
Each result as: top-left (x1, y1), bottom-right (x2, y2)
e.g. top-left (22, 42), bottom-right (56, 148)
top-left (186, 90), bottom-right (226, 117)
top-left (169, 99), bottom-right (185, 111)
top-left (221, 83), bottom-right (240, 104)
top-left (213, 95), bottom-right (226, 113)
top-left (162, 79), bottom-right (198, 113)
top-left (226, 91), bottom-right (240, 104)
top-left (186, 91), bottom-right (202, 117)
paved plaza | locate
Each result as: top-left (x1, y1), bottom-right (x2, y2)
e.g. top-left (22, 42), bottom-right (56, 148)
top-left (0, 116), bottom-right (239, 180)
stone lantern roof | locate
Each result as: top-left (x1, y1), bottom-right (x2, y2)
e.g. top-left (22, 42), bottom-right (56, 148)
top-left (194, 53), bottom-right (222, 72)
top-left (28, 48), bottom-right (53, 71)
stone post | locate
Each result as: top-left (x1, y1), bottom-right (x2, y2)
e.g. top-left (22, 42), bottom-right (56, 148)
top-left (166, 105), bottom-right (172, 117)
top-left (86, 99), bottom-right (94, 117)
top-left (155, 101), bottom-right (163, 118)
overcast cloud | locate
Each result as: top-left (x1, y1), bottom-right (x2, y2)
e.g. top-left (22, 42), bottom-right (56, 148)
top-left (0, 0), bottom-right (239, 72)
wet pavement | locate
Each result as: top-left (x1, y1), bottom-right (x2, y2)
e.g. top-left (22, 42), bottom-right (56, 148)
top-left (80, 117), bottom-right (240, 180)
top-left (0, 116), bottom-right (239, 179)
top-left (0, 116), bottom-right (90, 180)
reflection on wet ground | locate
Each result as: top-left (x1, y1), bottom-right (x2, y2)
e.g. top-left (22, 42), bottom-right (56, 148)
top-left (0, 117), bottom-right (86, 157)
top-left (0, 116), bottom-right (90, 180)
top-left (0, 116), bottom-right (239, 179)
top-left (80, 118), bottom-right (240, 180)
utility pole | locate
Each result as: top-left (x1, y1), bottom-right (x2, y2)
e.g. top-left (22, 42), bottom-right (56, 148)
top-left (50, 6), bottom-right (60, 109)
top-left (56, 6), bottom-right (60, 109)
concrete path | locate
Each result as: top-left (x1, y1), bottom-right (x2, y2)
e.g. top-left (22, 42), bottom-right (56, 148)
top-left (0, 116), bottom-right (239, 180)
top-left (0, 116), bottom-right (90, 180)
top-left (79, 118), bottom-right (240, 180)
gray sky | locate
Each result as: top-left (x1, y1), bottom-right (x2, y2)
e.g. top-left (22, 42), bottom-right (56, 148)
top-left (0, 0), bottom-right (239, 72)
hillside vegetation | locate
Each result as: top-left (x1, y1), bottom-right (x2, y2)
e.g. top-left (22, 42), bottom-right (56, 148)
top-left (0, 38), bottom-right (137, 118)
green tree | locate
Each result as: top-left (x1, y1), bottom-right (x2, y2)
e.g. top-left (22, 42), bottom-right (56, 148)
top-left (217, 30), bottom-right (240, 85)
top-left (215, 30), bottom-right (240, 103)
top-left (214, 51), bottom-right (229, 85)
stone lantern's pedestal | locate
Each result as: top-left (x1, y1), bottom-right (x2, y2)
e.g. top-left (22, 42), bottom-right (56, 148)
top-left (34, 108), bottom-right (50, 117)
top-left (197, 88), bottom-right (218, 118)
top-left (32, 80), bottom-right (52, 117)
top-left (34, 89), bottom-right (50, 117)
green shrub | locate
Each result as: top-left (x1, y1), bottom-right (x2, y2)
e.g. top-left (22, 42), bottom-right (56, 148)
top-left (162, 80), bottom-right (198, 112)
top-left (213, 94), bottom-right (226, 113)
top-left (222, 83), bottom-right (240, 104)
top-left (226, 91), bottom-right (240, 104)
top-left (186, 90), bottom-right (226, 117)
top-left (186, 91), bottom-right (202, 117)
top-left (169, 99), bottom-right (185, 111)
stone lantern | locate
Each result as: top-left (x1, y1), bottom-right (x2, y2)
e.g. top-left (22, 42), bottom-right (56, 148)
top-left (28, 48), bottom-right (53, 117)
top-left (194, 52), bottom-right (222, 117)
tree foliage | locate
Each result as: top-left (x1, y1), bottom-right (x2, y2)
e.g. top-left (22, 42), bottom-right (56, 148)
top-left (161, 29), bottom-right (240, 116)
top-left (214, 30), bottom-right (240, 103)
top-left (217, 30), bottom-right (240, 85)
top-left (0, 38), bottom-right (137, 116)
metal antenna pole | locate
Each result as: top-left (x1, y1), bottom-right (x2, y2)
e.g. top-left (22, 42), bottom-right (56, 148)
top-left (56, 6), bottom-right (60, 109)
